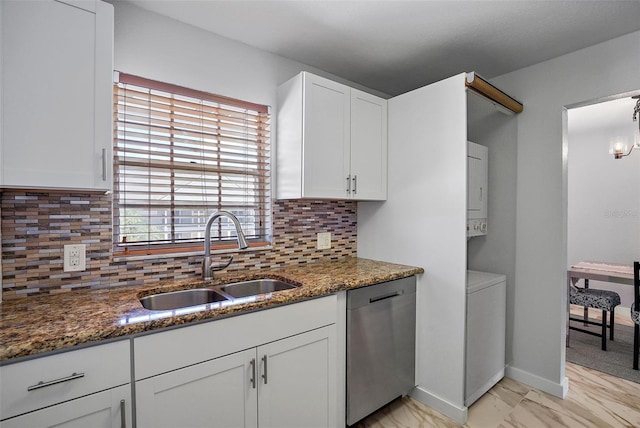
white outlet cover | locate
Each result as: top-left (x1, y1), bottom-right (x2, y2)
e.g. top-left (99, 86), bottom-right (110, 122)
top-left (317, 232), bottom-right (331, 250)
top-left (64, 244), bottom-right (86, 272)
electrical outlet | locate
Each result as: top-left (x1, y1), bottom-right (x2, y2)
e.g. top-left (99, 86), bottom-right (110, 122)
top-left (316, 232), bottom-right (331, 250)
top-left (64, 244), bottom-right (86, 272)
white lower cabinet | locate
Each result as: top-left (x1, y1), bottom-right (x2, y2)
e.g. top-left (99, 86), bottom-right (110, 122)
top-left (0, 297), bottom-right (339, 428)
top-left (136, 349), bottom-right (257, 428)
top-left (0, 340), bottom-right (131, 428)
top-left (134, 296), bottom-right (338, 428)
top-left (136, 326), bottom-right (335, 428)
top-left (257, 326), bottom-right (335, 428)
top-left (0, 385), bottom-right (131, 428)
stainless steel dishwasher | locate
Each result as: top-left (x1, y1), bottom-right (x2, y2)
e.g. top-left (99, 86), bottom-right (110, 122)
top-left (346, 276), bottom-right (416, 425)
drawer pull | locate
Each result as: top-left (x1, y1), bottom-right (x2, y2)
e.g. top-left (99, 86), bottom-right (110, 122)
top-left (27, 372), bottom-right (85, 391)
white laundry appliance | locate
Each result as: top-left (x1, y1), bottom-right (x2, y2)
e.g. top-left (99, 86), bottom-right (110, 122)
top-left (467, 141), bottom-right (488, 238)
top-left (465, 270), bottom-right (506, 406)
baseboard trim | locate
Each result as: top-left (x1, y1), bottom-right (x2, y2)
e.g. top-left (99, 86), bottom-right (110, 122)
top-left (410, 386), bottom-right (468, 424)
top-left (505, 365), bottom-right (568, 398)
top-left (465, 367), bottom-right (505, 406)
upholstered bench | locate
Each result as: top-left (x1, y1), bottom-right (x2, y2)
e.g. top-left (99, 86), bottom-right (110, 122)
top-left (569, 285), bottom-right (621, 351)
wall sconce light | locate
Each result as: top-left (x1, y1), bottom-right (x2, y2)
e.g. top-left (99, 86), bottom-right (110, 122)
top-left (610, 138), bottom-right (634, 159)
top-left (612, 96), bottom-right (640, 159)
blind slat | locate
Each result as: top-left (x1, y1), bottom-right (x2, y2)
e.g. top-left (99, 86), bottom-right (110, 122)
top-left (113, 74), bottom-right (271, 250)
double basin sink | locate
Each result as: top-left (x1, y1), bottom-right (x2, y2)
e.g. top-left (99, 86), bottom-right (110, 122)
top-left (139, 278), bottom-right (299, 311)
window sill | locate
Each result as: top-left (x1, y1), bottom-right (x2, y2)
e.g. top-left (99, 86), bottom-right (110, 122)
top-left (112, 242), bottom-right (271, 262)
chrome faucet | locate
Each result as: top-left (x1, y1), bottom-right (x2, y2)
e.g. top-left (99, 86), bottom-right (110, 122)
top-left (202, 211), bottom-right (249, 280)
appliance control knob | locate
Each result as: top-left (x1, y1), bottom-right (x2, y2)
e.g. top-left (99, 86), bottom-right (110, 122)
top-left (480, 222), bottom-right (487, 232)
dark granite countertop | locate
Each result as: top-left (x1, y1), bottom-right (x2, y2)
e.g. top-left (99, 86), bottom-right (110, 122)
top-left (0, 257), bottom-right (423, 362)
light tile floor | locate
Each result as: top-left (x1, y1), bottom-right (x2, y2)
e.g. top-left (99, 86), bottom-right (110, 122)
top-left (356, 307), bottom-right (640, 428)
top-left (356, 362), bottom-right (640, 427)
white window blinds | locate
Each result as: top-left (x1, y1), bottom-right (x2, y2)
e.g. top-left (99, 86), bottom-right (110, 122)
top-left (113, 73), bottom-right (271, 254)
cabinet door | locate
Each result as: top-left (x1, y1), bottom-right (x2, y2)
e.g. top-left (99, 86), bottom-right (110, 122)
top-left (351, 89), bottom-right (387, 201)
top-left (467, 142), bottom-right (488, 218)
top-left (257, 326), bottom-right (336, 428)
top-left (0, 384), bottom-right (131, 428)
top-left (1, 0), bottom-right (113, 191)
top-left (302, 73), bottom-right (351, 199)
top-left (136, 349), bottom-right (257, 428)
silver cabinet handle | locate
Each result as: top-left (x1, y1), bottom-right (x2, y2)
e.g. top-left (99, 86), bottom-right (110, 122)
top-left (346, 175), bottom-right (351, 194)
top-left (27, 372), bottom-right (85, 391)
top-left (101, 148), bottom-right (107, 181)
top-left (352, 175), bottom-right (357, 194)
top-left (261, 355), bottom-right (268, 384)
top-left (120, 399), bottom-right (126, 428)
top-left (250, 358), bottom-right (256, 389)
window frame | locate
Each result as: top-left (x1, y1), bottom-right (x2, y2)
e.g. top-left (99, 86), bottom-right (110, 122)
top-left (112, 72), bottom-right (271, 257)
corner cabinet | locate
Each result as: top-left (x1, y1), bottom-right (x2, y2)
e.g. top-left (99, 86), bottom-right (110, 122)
top-left (0, 340), bottom-right (132, 428)
top-left (134, 296), bottom-right (338, 428)
top-left (277, 72), bottom-right (387, 200)
top-left (0, 0), bottom-right (114, 191)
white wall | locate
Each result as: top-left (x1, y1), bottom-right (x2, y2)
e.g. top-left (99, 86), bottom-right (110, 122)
top-left (568, 98), bottom-right (640, 307)
top-left (492, 30), bottom-right (640, 396)
top-left (358, 74), bottom-right (469, 423)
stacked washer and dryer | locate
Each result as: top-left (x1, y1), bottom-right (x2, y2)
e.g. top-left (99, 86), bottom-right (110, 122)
top-left (465, 141), bottom-right (507, 406)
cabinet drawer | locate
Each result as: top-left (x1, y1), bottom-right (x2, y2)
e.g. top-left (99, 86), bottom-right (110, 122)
top-left (1, 340), bottom-right (130, 420)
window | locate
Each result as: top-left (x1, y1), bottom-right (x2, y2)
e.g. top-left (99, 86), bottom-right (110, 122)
top-left (113, 73), bottom-right (270, 255)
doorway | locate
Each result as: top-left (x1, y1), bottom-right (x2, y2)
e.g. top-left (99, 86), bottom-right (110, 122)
top-left (565, 94), bottom-right (640, 382)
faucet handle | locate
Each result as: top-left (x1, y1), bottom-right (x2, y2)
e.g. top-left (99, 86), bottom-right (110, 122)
top-left (210, 256), bottom-right (234, 272)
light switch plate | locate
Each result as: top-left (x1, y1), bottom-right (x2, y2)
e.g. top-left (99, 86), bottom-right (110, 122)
top-left (317, 232), bottom-right (331, 250)
top-left (64, 244), bottom-right (86, 272)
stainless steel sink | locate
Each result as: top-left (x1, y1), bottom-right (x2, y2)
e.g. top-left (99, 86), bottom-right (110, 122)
top-left (140, 279), bottom-right (299, 311)
top-left (139, 288), bottom-right (228, 311)
top-left (217, 279), bottom-right (298, 298)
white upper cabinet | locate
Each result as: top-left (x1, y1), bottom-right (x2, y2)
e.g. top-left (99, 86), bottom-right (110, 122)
top-left (350, 89), bottom-right (388, 200)
top-left (0, 0), bottom-right (114, 191)
top-left (277, 72), bottom-right (387, 200)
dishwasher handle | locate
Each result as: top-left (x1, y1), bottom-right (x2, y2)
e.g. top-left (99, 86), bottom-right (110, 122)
top-left (369, 290), bottom-right (403, 304)
top-left (347, 277), bottom-right (416, 310)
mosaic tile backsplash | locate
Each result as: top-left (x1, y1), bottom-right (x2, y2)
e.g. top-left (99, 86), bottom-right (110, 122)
top-left (1, 191), bottom-right (357, 299)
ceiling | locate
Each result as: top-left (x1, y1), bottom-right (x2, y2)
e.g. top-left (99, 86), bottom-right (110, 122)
top-left (121, 1), bottom-right (640, 96)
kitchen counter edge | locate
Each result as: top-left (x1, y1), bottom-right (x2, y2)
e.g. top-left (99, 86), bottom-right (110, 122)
top-left (0, 257), bottom-right (423, 363)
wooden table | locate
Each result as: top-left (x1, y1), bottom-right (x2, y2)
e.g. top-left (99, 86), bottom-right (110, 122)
top-left (568, 261), bottom-right (634, 289)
